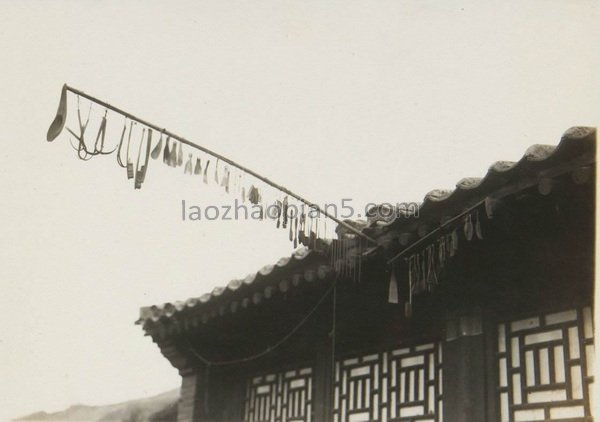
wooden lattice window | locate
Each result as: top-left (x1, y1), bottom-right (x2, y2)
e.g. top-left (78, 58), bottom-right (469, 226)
top-left (333, 342), bottom-right (443, 422)
top-left (244, 367), bottom-right (313, 422)
top-left (497, 306), bottom-right (595, 421)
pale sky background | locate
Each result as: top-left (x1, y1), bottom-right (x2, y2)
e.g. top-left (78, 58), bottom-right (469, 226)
top-left (0, 1), bottom-right (599, 421)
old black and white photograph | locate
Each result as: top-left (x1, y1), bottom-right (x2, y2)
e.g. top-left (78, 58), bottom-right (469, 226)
top-left (1, 1), bottom-right (598, 421)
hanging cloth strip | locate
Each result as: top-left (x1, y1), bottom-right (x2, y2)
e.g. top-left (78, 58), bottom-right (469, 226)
top-left (163, 136), bottom-right (171, 164)
top-left (168, 141), bottom-right (176, 167)
top-left (134, 128), bottom-right (147, 189)
top-left (125, 121), bottom-right (135, 179)
top-left (177, 142), bottom-right (183, 167)
top-left (282, 196), bottom-right (289, 229)
top-left (464, 214), bottom-right (474, 241)
top-left (426, 244), bottom-right (438, 291)
top-left (388, 266), bottom-right (399, 304)
top-left (138, 128), bottom-right (152, 186)
top-left (203, 160), bottom-right (210, 184)
top-left (475, 210), bottom-right (483, 239)
top-left (405, 256), bottom-right (413, 317)
top-left (184, 154), bottom-right (193, 175)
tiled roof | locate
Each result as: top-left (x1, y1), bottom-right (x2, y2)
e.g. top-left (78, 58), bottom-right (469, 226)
top-left (137, 247), bottom-right (329, 328)
top-left (363, 126), bottom-right (596, 231)
top-left (137, 126), bottom-right (596, 332)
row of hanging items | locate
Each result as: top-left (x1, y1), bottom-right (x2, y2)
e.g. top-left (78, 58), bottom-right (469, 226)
top-left (330, 236), bottom-right (364, 283)
top-left (387, 208), bottom-right (485, 317)
top-left (62, 95), bottom-right (336, 248)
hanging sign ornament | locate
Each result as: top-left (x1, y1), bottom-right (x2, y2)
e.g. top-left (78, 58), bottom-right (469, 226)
top-left (45, 84), bottom-right (377, 248)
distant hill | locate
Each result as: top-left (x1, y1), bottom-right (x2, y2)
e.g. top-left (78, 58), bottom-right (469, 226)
top-left (14, 389), bottom-right (179, 422)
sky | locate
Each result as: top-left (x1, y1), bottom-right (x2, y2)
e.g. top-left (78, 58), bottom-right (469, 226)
top-left (0, 1), bottom-right (599, 421)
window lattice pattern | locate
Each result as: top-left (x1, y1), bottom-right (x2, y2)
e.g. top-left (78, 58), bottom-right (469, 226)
top-left (497, 307), bottom-right (595, 421)
top-left (244, 367), bottom-right (313, 422)
top-left (334, 343), bottom-right (443, 422)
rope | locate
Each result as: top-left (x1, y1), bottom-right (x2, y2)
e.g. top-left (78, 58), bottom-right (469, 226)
top-left (187, 273), bottom-right (340, 366)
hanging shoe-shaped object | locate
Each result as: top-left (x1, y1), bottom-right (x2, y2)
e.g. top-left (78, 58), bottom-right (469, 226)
top-left (47, 84), bottom-right (68, 142)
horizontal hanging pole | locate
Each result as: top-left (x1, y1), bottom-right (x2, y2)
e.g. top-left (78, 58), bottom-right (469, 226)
top-left (62, 84), bottom-right (377, 245)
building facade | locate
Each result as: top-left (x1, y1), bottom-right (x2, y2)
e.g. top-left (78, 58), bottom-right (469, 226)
top-left (138, 127), bottom-right (596, 422)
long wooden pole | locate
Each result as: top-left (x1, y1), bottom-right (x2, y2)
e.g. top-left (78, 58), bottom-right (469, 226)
top-left (64, 85), bottom-right (377, 244)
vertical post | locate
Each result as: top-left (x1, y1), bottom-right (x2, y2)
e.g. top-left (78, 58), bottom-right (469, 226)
top-left (313, 286), bottom-right (335, 422)
top-left (442, 309), bottom-right (487, 422)
top-left (314, 340), bottom-right (334, 421)
top-left (178, 367), bottom-right (209, 422)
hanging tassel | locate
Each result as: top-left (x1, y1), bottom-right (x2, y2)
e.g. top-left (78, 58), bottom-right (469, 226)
top-left (464, 214), bottom-right (474, 241)
top-left (203, 160), bottom-right (210, 184)
top-left (484, 197), bottom-right (495, 219)
top-left (421, 251), bottom-right (426, 292)
top-left (168, 141), bottom-right (177, 167)
top-left (438, 236), bottom-right (446, 268)
top-left (214, 159), bottom-right (220, 184)
top-left (177, 142), bottom-right (183, 167)
top-left (248, 185), bottom-right (260, 204)
top-left (358, 240), bottom-right (363, 284)
top-left (163, 136), bottom-right (171, 164)
top-left (138, 128), bottom-right (152, 186)
top-left (293, 214), bottom-right (299, 248)
top-left (282, 197), bottom-right (289, 229)
top-left (194, 157), bottom-right (202, 175)
top-left (220, 167), bottom-right (227, 187)
top-left (475, 210), bottom-right (483, 240)
top-left (451, 229), bottom-right (459, 256)
top-left (140, 129), bottom-right (152, 187)
top-left (330, 239), bottom-right (336, 268)
top-left (184, 154), bottom-right (193, 175)
top-left (235, 173), bottom-right (241, 194)
top-left (275, 200), bottom-right (282, 228)
top-left (351, 249), bottom-right (355, 283)
top-left (343, 238), bottom-right (348, 277)
top-left (405, 257), bottom-right (413, 317)
top-left (426, 245), bottom-right (438, 291)
top-left (220, 167), bottom-right (230, 193)
top-left (151, 133), bottom-right (163, 159)
top-left (340, 237), bottom-right (345, 277)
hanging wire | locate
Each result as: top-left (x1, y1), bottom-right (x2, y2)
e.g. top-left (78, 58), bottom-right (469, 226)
top-left (186, 272), bottom-right (340, 366)
top-left (329, 277), bottom-right (338, 418)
